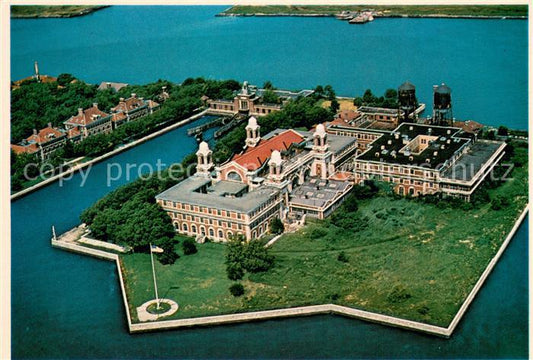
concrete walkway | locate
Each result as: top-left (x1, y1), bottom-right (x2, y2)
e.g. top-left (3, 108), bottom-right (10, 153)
top-left (137, 299), bottom-right (179, 322)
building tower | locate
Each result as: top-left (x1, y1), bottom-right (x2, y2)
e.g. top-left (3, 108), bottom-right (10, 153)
top-left (268, 150), bottom-right (283, 182)
top-left (245, 116), bottom-right (261, 147)
top-left (432, 83), bottom-right (453, 126)
top-left (196, 141), bottom-right (213, 177)
top-left (398, 81), bottom-right (417, 123)
top-left (311, 124), bottom-right (331, 179)
top-left (33, 61), bottom-right (40, 82)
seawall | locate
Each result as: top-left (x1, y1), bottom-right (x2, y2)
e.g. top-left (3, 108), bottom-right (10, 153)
top-left (51, 205), bottom-right (528, 338)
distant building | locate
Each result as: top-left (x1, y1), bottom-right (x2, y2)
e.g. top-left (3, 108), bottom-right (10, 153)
top-left (97, 81), bottom-right (129, 92)
top-left (156, 118), bottom-right (357, 242)
top-left (110, 94), bottom-right (160, 127)
top-left (206, 81), bottom-right (313, 117)
top-left (63, 103), bottom-right (113, 140)
top-left (11, 123), bottom-right (67, 160)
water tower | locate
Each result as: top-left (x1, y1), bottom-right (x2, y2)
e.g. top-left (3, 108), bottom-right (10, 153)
top-left (398, 81), bottom-right (417, 123)
top-left (432, 83), bottom-right (453, 126)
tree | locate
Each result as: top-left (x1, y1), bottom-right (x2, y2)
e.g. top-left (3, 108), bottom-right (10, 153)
top-left (362, 89), bottom-right (375, 104)
top-left (353, 97), bottom-right (363, 107)
top-left (385, 88), bottom-right (397, 99)
top-left (57, 73), bottom-right (75, 86)
top-left (229, 283), bottom-right (245, 297)
top-left (487, 130), bottom-right (496, 140)
top-left (157, 238), bottom-right (180, 265)
top-left (262, 90), bottom-right (280, 104)
top-left (263, 80), bottom-right (274, 90)
top-left (497, 126), bottom-right (509, 136)
top-left (314, 85), bottom-right (324, 98)
top-left (269, 218), bottom-right (284, 235)
top-left (182, 238), bottom-right (198, 255)
top-left (225, 234), bottom-right (274, 280)
top-left (330, 99), bottom-right (340, 113)
top-left (227, 263), bottom-right (244, 280)
top-left (324, 85), bottom-right (336, 101)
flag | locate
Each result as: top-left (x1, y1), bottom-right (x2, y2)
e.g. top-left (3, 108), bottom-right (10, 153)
top-left (150, 244), bottom-right (164, 253)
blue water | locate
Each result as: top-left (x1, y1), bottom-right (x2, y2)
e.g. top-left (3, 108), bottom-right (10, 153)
top-left (10, 6), bottom-right (528, 359)
top-left (11, 6), bottom-right (528, 129)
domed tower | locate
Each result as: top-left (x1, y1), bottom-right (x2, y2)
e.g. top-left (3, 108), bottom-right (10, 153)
top-left (312, 124), bottom-right (329, 153)
top-left (268, 150), bottom-right (283, 182)
top-left (398, 81), bottom-right (417, 123)
top-left (432, 83), bottom-right (453, 126)
top-left (196, 141), bottom-right (213, 177)
top-left (245, 116), bottom-right (261, 147)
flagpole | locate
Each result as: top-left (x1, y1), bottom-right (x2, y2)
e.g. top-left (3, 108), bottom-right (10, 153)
top-left (150, 243), bottom-right (160, 309)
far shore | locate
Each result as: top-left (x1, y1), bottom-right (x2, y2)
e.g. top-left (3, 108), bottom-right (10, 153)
top-left (11, 5), bottom-right (109, 19)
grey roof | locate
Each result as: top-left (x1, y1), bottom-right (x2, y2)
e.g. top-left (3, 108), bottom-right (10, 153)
top-left (97, 81), bottom-right (128, 92)
top-left (290, 178), bottom-right (351, 209)
top-left (358, 106), bottom-right (398, 115)
top-left (156, 176), bottom-right (279, 214)
top-left (399, 81), bottom-right (416, 91)
top-left (263, 128), bottom-right (356, 156)
top-left (435, 84), bottom-right (451, 94)
top-left (440, 140), bottom-right (504, 182)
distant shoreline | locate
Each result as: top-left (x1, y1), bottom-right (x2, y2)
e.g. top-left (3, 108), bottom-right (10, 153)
top-left (216, 13), bottom-right (527, 20)
top-left (11, 5), bottom-right (109, 19)
top-left (217, 5), bottom-right (528, 20)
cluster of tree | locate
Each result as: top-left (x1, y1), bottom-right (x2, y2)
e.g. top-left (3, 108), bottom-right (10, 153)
top-left (261, 90), bottom-right (281, 104)
top-left (225, 234), bottom-right (275, 281)
top-left (353, 88), bottom-right (399, 109)
top-left (269, 217), bottom-right (284, 235)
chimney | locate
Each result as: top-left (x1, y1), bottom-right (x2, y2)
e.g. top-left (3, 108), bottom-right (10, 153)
top-left (131, 93), bottom-right (136, 98)
top-left (93, 103), bottom-right (98, 109)
top-left (47, 122), bottom-right (52, 128)
top-left (106, 82), bottom-right (111, 88)
top-left (120, 97), bottom-right (125, 102)
top-left (33, 129), bottom-right (37, 135)
top-left (78, 108), bottom-right (83, 116)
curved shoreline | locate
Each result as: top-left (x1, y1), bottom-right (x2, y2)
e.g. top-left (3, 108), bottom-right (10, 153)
top-left (51, 204), bottom-right (528, 338)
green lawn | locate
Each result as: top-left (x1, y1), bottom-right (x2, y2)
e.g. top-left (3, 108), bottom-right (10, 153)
top-left (121, 162), bottom-right (527, 327)
top-left (221, 5), bottom-right (527, 17)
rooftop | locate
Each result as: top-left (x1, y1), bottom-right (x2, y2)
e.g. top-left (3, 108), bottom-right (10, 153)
top-left (290, 178), bottom-right (352, 209)
top-left (231, 129), bottom-right (305, 171)
top-left (357, 123), bottom-right (470, 169)
top-left (64, 104), bottom-right (110, 127)
top-left (111, 95), bottom-right (146, 113)
top-left (97, 81), bottom-right (128, 92)
top-left (440, 140), bottom-right (505, 182)
top-left (156, 176), bottom-right (279, 214)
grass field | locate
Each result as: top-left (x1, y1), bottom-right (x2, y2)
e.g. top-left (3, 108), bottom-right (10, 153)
top-left (121, 158), bottom-right (527, 327)
top-left (11, 6), bottom-right (107, 18)
top-left (221, 5), bottom-right (528, 17)
top-left (321, 99), bottom-right (356, 112)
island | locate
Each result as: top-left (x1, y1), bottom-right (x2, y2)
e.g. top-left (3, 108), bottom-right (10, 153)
top-left (48, 78), bottom-right (528, 337)
top-left (217, 5), bottom-right (528, 20)
top-left (10, 5), bottom-right (109, 19)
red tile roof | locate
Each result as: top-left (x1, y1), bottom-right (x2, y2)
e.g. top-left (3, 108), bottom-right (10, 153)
top-left (11, 143), bottom-right (39, 155)
top-left (112, 112), bottom-right (127, 123)
top-left (64, 105), bottom-right (110, 127)
top-left (453, 120), bottom-right (483, 134)
top-left (232, 129), bottom-right (304, 171)
top-left (67, 128), bottom-right (81, 139)
top-left (26, 126), bottom-right (65, 144)
top-left (111, 96), bottom-right (146, 113)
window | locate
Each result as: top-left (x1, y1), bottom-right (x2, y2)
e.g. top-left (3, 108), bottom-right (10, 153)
top-left (209, 228), bottom-right (214, 237)
top-left (191, 225), bottom-right (197, 234)
top-left (183, 223), bottom-right (188, 232)
top-left (218, 230), bottom-right (224, 239)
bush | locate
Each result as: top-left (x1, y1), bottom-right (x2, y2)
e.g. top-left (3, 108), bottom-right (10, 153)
top-left (269, 217), bottom-right (284, 235)
top-left (157, 238), bottom-right (180, 265)
top-left (182, 238), bottom-right (198, 255)
top-left (387, 285), bottom-right (411, 303)
top-left (337, 251), bottom-right (349, 263)
top-left (229, 283), bottom-right (245, 297)
top-left (227, 263), bottom-right (244, 280)
top-left (309, 227), bottom-right (328, 239)
top-left (491, 195), bottom-right (510, 210)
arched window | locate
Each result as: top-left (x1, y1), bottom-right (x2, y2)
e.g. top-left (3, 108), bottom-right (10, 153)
top-left (200, 226), bottom-right (206, 236)
top-left (227, 171), bottom-right (242, 182)
top-left (409, 187), bottom-right (415, 195)
top-left (173, 222), bottom-right (180, 231)
top-left (252, 230), bottom-right (257, 239)
top-left (191, 224), bottom-right (197, 234)
top-left (218, 229), bottom-right (224, 239)
top-left (183, 223), bottom-right (188, 232)
top-left (398, 186), bottom-right (404, 195)
top-left (227, 231), bottom-right (233, 239)
top-left (209, 228), bottom-right (214, 237)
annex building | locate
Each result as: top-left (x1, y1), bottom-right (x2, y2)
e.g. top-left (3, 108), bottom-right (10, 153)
top-left (156, 117), bottom-right (357, 242)
top-left (346, 123), bottom-right (506, 201)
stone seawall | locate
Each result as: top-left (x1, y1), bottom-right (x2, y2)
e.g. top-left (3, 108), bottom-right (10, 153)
top-left (52, 205), bottom-right (528, 338)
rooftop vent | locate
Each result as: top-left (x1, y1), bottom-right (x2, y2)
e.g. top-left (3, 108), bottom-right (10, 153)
top-left (440, 144), bottom-right (445, 149)
top-left (409, 126), bottom-right (414, 130)
top-left (447, 139), bottom-right (451, 144)
top-left (426, 158), bottom-right (431, 163)
top-left (447, 129), bottom-right (452, 134)
top-left (433, 151), bottom-right (438, 157)
top-left (381, 145), bottom-right (385, 150)
top-left (381, 149), bottom-right (388, 155)
top-left (409, 156), bottom-right (414, 161)
top-left (387, 140), bottom-right (392, 145)
top-left (391, 150), bottom-right (397, 158)
top-left (404, 149), bottom-right (411, 156)
top-left (375, 152), bottom-right (380, 157)
top-left (440, 137), bottom-right (446, 141)
top-left (394, 133), bottom-right (400, 140)
top-left (428, 128), bottom-right (433, 134)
